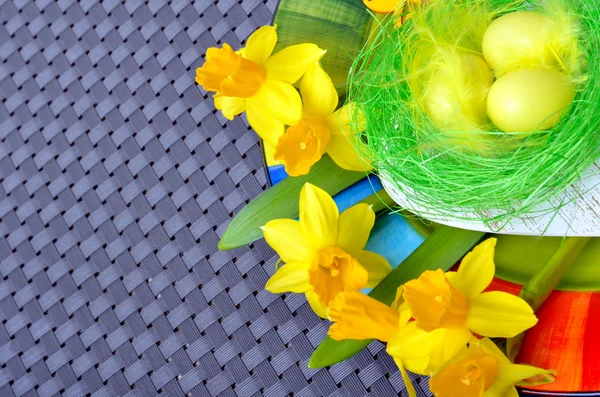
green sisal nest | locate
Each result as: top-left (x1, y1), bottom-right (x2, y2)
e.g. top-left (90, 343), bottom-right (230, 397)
top-left (349, 0), bottom-right (600, 226)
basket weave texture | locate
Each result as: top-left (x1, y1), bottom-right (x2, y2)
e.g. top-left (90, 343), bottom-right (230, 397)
top-left (0, 0), bottom-right (429, 396)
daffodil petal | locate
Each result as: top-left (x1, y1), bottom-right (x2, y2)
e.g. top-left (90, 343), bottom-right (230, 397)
top-left (454, 238), bottom-right (497, 299)
top-left (336, 203), bottom-right (375, 253)
top-left (254, 80), bottom-right (302, 126)
top-left (426, 328), bottom-right (472, 373)
top-left (300, 63), bottom-right (338, 117)
top-left (245, 96), bottom-right (285, 146)
top-left (387, 322), bottom-right (438, 361)
top-left (480, 337), bottom-right (555, 389)
top-left (444, 271), bottom-right (458, 285)
top-left (326, 104), bottom-right (372, 171)
top-left (264, 142), bottom-right (281, 166)
top-left (327, 105), bottom-right (350, 136)
top-left (327, 134), bottom-right (372, 172)
top-left (393, 359), bottom-right (417, 397)
top-left (265, 262), bottom-right (311, 293)
top-left (476, 336), bottom-right (556, 387)
top-left (390, 326), bottom-right (470, 374)
top-left (501, 364), bottom-right (557, 387)
top-left (264, 44), bottom-right (327, 84)
top-left (398, 302), bottom-right (413, 327)
top-left (243, 25), bottom-right (277, 64)
top-left (403, 356), bottom-right (430, 376)
top-left (354, 250), bottom-right (392, 288)
top-left (306, 290), bottom-right (328, 318)
top-left (484, 359), bottom-right (554, 397)
top-left (484, 383), bottom-right (515, 397)
top-left (299, 183), bottom-right (339, 249)
top-left (467, 291), bottom-right (538, 338)
top-left (262, 219), bottom-right (316, 263)
top-left (214, 96), bottom-right (246, 120)
top-left (476, 337), bottom-right (512, 365)
top-left (327, 103), bottom-right (366, 136)
top-left (506, 387), bottom-right (520, 397)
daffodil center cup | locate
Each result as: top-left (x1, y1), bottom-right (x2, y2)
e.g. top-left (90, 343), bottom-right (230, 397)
top-left (274, 116), bottom-right (331, 176)
top-left (308, 246), bottom-right (367, 306)
top-left (195, 44), bottom-right (266, 98)
top-left (314, 246), bottom-right (353, 277)
top-left (430, 352), bottom-right (499, 397)
top-left (403, 269), bottom-right (469, 331)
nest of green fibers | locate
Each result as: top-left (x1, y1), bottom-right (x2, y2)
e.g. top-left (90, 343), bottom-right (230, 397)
top-left (348, 0), bottom-right (600, 226)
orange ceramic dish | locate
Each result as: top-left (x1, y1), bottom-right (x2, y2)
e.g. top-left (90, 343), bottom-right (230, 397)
top-left (488, 278), bottom-right (600, 393)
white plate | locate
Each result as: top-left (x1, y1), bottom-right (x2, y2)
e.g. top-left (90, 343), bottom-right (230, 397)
top-left (382, 162), bottom-right (600, 236)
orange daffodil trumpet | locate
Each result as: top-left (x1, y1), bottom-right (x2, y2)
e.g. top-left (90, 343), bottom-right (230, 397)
top-left (329, 287), bottom-right (420, 396)
top-left (274, 63), bottom-right (372, 176)
top-left (328, 238), bottom-right (553, 396)
top-left (263, 183), bottom-right (392, 318)
top-left (430, 338), bottom-right (555, 397)
top-left (195, 26), bottom-right (326, 141)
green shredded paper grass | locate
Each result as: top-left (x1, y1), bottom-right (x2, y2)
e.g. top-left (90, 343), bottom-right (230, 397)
top-left (349, 0), bottom-right (600, 227)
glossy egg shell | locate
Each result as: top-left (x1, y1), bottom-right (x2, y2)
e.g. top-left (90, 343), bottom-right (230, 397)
top-left (482, 11), bottom-right (556, 75)
top-left (486, 68), bottom-right (575, 133)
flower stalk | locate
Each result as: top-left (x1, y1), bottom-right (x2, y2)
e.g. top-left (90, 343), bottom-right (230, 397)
top-left (507, 236), bottom-right (591, 361)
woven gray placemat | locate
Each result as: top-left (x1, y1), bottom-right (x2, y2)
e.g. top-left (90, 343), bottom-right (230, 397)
top-left (0, 1), bottom-right (431, 396)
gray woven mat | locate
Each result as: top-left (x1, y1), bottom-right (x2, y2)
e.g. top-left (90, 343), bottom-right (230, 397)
top-left (0, 1), bottom-right (431, 396)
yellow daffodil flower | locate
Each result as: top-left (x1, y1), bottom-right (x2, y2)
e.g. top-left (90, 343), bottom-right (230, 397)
top-left (390, 238), bottom-right (537, 372)
top-left (430, 338), bottom-right (555, 397)
top-left (195, 26), bottom-right (326, 142)
top-left (327, 239), bottom-right (540, 396)
top-left (273, 63), bottom-right (372, 176)
top-left (328, 287), bottom-right (420, 396)
top-left (263, 183), bottom-right (392, 318)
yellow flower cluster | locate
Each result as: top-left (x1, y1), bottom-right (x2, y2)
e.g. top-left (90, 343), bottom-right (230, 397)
top-left (329, 239), bottom-right (556, 397)
top-left (257, 182), bottom-right (554, 396)
top-left (196, 26), bottom-right (372, 176)
top-left (199, 21), bottom-right (555, 397)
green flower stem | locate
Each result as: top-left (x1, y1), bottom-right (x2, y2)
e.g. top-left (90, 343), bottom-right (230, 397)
top-left (308, 226), bottom-right (485, 368)
top-left (507, 236), bottom-right (591, 361)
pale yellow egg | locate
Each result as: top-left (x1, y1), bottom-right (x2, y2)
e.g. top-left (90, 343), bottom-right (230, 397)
top-left (487, 68), bottom-right (575, 132)
top-left (482, 11), bottom-right (556, 75)
top-left (424, 53), bottom-right (493, 131)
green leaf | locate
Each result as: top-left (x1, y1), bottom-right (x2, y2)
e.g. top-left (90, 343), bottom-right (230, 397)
top-left (219, 155), bottom-right (365, 250)
top-left (308, 225), bottom-right (485, 368)
top-left (273, 0), bottom-right (373, 95)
